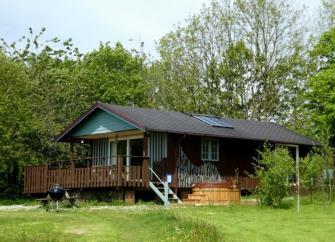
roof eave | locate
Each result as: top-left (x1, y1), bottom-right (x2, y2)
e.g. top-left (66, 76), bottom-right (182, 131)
top-left (145, 128), bottom-right (321, 147)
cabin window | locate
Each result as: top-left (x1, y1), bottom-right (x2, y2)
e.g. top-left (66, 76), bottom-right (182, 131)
top-left (201, 138), bottom-right (219, 161)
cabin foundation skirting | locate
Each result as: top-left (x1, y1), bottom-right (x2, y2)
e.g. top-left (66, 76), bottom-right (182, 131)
top-left (77, 188), bottom-right (140, 203)
top-left (29, 187), bottom-right (152, 203)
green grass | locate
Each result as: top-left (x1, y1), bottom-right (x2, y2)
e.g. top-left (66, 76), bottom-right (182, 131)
top-left (176, 201), bottom-right (335, 242)
top-left (0, 197), bottom-right (38, 206)
top-left (1, 200), bottom-right (335, 242)
top-left (0, 208), bottom-right (219, 242)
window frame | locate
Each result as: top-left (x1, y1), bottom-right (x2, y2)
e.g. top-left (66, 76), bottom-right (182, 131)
top-left (201, 138), bottom-right (219, 161)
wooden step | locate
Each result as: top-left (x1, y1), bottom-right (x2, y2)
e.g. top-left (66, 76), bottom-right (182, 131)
top-left (183, 198), bottom-right (200, 203)
top-left (183, 199), bottom-right (205, 206)
top-left (187, 194), bottom-right (208, 200)
top-left (190, 191), bottom-right (204, 196)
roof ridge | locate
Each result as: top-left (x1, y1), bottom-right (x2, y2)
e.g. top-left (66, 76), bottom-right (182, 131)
top-left (105, 103), bottom-right (193, 116)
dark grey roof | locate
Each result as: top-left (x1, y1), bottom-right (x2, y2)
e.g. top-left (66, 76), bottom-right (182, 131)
top-left (102, 103), bottom-right (319, 146)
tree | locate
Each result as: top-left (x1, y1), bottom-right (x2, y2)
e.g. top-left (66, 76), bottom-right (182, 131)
top-left (300, 151), bottom-right (325, 202)
top-left (78, 42), bottom-right (149, 107)
top-left (305, 27), bottom-right (335, 146)
top-left (318, 0), bottom-right (335, 33)
top-left (151, 0), bottom-right (307, 122)
top-left (0, 29), bottom-right (83, 194)
top-left (0, 29), bottom-right (150, 194)
top-left (253, 146), bottom-right (294, 207)
top-left (0, 51), bottom-right (33, 193)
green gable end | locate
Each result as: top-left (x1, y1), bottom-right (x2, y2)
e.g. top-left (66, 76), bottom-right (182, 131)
top-left (69, 108), bottom-right (137, 137)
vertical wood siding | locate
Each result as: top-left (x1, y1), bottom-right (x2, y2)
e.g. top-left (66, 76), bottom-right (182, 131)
top-left (92, 138), bottom-right (109, 166)
top-left (148, 132), bottom-right (167, 167)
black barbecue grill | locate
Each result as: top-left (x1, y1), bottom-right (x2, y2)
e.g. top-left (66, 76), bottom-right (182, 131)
top-left (48, 185), bottom-right (65, 201)
top-left (47, 184), bottom-right (65, 211)
top-left (36, 184), bottom-right (80, 211)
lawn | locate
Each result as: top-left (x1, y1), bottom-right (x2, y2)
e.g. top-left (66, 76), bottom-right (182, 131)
top-left (0, 201), bottom-right (334, 242)
top-left (176, 202), bottom-right (335, 242)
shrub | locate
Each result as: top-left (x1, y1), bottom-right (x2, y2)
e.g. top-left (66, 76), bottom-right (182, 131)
top-left (253, 146), bottom-right (294, 207)
top-left (300, 152), bottom-right (323, 191)
top-left (300, 147), bottom-right (334, 202)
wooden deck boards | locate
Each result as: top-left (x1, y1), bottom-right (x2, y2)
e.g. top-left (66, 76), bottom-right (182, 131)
top-left (23, 159), bottom-right (150, 194)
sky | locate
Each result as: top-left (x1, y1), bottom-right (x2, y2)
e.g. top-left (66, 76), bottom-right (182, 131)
top-left (0, 0), bottom-right (322, 58)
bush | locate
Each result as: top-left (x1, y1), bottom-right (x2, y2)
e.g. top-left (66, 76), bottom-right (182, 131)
top-left (253, 146), bottom-right (294, 207)
top-left (300, 152), bottom-right (323, 189)
top-left (300, 147), bottom-right (335, 203)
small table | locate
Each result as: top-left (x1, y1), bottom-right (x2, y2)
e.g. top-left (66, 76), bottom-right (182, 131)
top-left (36, 190), bottom-right (80, 211)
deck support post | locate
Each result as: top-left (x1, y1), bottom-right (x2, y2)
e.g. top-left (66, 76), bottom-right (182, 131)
top-left (164, 182), bottom-right (169, 207)
top-left (124, 189), bottom-right (135, 204)
top-left (143, 159), bottom-right (149, 187)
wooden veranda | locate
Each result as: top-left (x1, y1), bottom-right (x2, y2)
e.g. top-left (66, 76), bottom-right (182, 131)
top-left (23, 155), bottom-right (259, 194)
top-left (24, 156), bottom-right (150, 194)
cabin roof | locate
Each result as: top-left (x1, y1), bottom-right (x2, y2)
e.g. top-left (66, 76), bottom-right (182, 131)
top-left (55, 102), bottom-right (319, 146)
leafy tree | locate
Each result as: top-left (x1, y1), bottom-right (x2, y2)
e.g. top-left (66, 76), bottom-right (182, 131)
top-left (305, 27), bottom-right (335, 146)
top-left (78, 42), bottom-right (149, 107)
top-left (253, 146), bottom-right (294, 207)
top-left (0, 51), bottom-right (33, 194)
top-left (300, 151), bottom-right (325, 202)
top-left (318, 0), bottom-right (335, 33)
top-left (151, 0), bottom-right (307, 122)
top-left (0, 29), bottom-right (150, 194)
top-left (0, 29), bottom-right (82, 194)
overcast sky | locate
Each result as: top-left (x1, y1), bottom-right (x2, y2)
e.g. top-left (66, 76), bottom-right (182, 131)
top-left (0, 0), bottom-right (322, 57)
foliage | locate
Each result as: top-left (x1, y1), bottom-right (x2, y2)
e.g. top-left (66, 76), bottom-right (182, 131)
top-left (253, 146), bottom-right (294, 207)
top-left (305, 27), bottom-right (335, 146)
top-left (300, 150), bottom-right (325, 191)
top-left (78, 42), bottom-right (149, 106)
top-left (151, 0), bottom-right (307, 122)
top-left (0, 51), bottom-right (35, 194)
top-left (318, 0), bottom-right (335, 33)
top-left (0, 29), bottom-right (149, 194)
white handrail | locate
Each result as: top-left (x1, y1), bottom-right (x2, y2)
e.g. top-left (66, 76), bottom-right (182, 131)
top-left (148, 167), bottom-right (182, 205)
top-left (149, 167), bottom-right (164, 184)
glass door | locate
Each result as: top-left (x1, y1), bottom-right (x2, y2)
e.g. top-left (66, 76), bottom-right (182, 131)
top-left (130, 138), bottom-right (144, 166)
top-left (109, 137), bottom-right (144, 166)
top-left (117, 140), bottom-right (127, 166)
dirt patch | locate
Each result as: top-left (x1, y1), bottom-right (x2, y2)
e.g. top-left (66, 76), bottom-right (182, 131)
top-left (65, 228), bottom-right (87, 235)
top-left (0, 205), bottom-right (39, 211)
top-left (88, 204), bottom-right (164, 211)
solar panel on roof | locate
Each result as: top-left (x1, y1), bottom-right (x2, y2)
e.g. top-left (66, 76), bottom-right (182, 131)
top-left (193, 115), bottom-right (234, 129)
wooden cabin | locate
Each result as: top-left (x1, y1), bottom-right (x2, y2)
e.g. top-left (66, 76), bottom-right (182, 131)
top-left (24, 102), bottom-right (319, 204)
